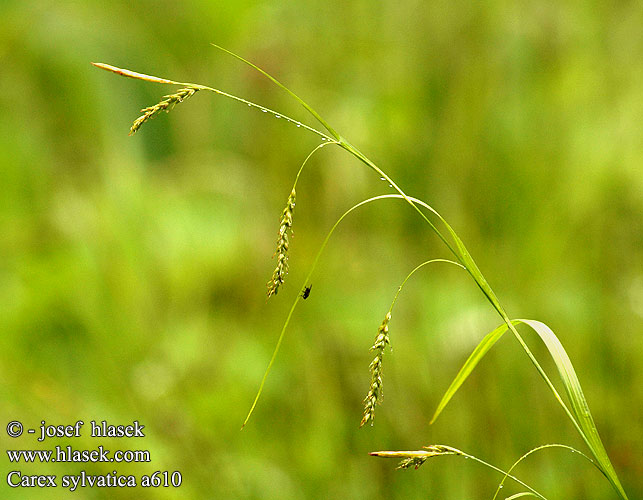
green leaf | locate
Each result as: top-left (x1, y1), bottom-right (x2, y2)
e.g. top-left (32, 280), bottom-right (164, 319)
top-left (211, 44), bottom-right (340, 140)
top-left (517, 319), bottom-right (629, 500)
top-left (430, 321), bottom-right (511, 424)
top-left (432, 318), bottom-right (629, 500)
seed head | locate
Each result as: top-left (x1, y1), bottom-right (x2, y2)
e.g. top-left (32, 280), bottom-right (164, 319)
top-left (130, 87), bottom-right (199, 135)
top-left (360, 312), bottom-right (391, 427)
top-left (267, 188), bottom-right (296, 298)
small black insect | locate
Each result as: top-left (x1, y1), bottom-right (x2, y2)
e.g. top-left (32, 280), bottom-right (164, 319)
top-left (301, 284), bottom-right (312, 300)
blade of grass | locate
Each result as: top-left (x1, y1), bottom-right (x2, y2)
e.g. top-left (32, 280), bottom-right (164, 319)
top-left (518, 319), bottom-right (629, 500)
top-left (212, 44), bottom-right (340, 141)
top-left (431, 317), bottom-right (628, 500)
top-left (430, 321), bottom-right (511, 424)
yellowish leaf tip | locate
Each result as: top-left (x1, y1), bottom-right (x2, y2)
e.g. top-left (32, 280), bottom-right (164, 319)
top-left (91, 62), bottom-right (179, 85)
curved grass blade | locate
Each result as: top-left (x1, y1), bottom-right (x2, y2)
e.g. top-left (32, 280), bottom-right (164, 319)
top-left (92, 62), bottom-right (182, 84)
top-left (431, 317), bottom-right (629, 500)
top-left (361, 258), bottom-right (465, 427)
top-left (518, 319), bottom-right (629, 500)
top-left (493, 444), bottom-right (596, 500)
top-left (421, 200), bottom-right (505, 316)
top-left (430, 321), bottom-right (511, 424)
top-left (211, 44), bottom-right (340, 141)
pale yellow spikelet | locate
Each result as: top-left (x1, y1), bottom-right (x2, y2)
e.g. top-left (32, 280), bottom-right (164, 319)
top-left (129, 87), bottom-right (199, 135)
top-left (360, 312), bottom-right (391, 427)
top-left (267, 188), bottom-right (296, 298)
top-left (92, 62), bottom-right (181, 85)
top-left (369, 445), bottom-right (462, 469)
top-left (92, 62), bottom-right (200, 135)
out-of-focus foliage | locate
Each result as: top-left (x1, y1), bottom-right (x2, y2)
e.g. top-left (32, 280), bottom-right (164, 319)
top-left (1, 1), bottom-right (641, 498)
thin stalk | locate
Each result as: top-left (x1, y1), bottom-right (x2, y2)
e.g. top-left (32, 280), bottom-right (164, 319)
top-left (212, 45), bottom-right (341, 141)
top-left (293, 141), bottom-right (336, 188)
top-left (389, 259), bottom-right (465, 312)
top-left (457, 449), bottom-right (548, 500)
top-left (186, 83), bottom-right (334, 141)
top-left (337, 139), bottom-right (460, 261)
top-left (492, 444), bottom-right (596, 500)
top-left (361, 258), bottom-right (466, 426)
top-left (370, 445), bottom-right (548, 500)
top-left (242, 194), bottom-right (407, 428)
top-left (92, 62), bottom-right (335, 142)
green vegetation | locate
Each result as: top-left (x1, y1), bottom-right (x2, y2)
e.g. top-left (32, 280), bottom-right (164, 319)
top-left (94, 45), bottom-right (630, 498)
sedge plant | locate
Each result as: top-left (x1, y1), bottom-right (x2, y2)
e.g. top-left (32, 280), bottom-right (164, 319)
top-left (93, 46), bottom-right (630, 499)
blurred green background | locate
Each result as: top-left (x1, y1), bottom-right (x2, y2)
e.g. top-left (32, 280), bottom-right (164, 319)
top-left (1, 0), bottom-right (641, 498)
